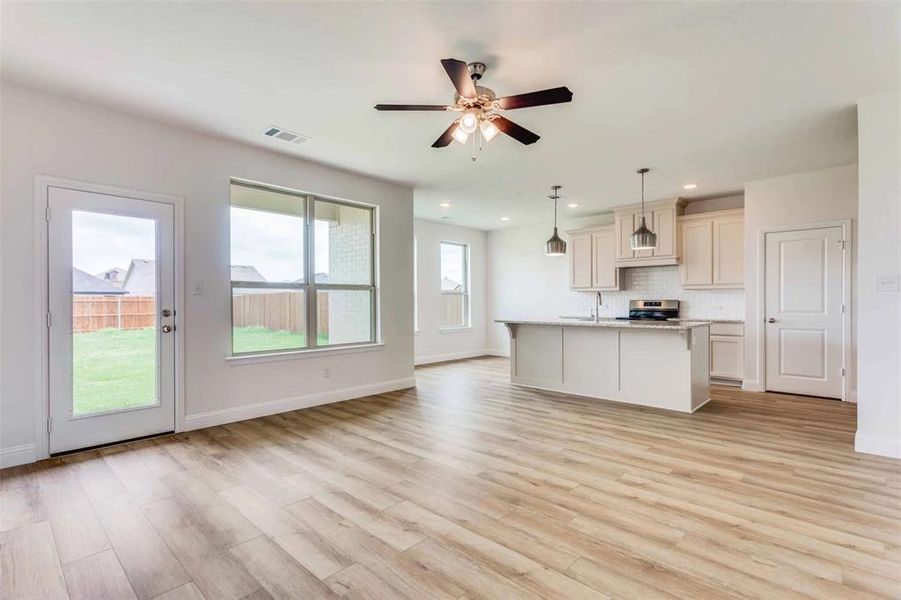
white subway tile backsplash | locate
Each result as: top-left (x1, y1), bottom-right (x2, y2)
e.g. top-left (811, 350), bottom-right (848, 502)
top-left (569, 265), bottom-right (745, 320)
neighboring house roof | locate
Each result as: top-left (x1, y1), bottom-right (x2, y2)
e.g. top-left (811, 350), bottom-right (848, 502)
top-left (122, 259), bottom-right (156, 295)
top-left (73, 268), bottom-right (128, 295)
top-left (441, 276), bottom-right (462, 291)
top-left (96, 267), bottom-right (126, 286)
top-left (231, 265), bottom-right (267, 282)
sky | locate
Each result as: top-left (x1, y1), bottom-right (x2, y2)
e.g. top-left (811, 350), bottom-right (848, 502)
top-left (440, 242), bottom-right (465, 289)
top-left (70, 208), bottom-right (331, 282)
top-left (72, 211), bottom-right (155, 275)
top-left (230, 207), bottom-right (330, 281)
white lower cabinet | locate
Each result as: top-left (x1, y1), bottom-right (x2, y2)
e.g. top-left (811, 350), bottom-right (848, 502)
top-left (709, 322), bottom-right (744, 382)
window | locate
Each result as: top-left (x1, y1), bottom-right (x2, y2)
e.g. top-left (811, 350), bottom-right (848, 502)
top-left (439, 241), bottom-right (469, 329)
top-left (230, 181), bottom-right (376, 355)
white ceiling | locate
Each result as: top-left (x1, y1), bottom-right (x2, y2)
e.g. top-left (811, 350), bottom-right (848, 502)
top-left (2, 2), bottom-right (898, 230)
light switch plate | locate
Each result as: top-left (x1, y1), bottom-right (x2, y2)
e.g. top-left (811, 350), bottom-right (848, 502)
top-left (876, 273), bottom-right (900, 292)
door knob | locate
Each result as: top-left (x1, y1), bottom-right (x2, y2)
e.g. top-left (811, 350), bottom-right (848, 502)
top-left (161, 325), bottom-right (175, 333)
top-left (767, 318), bottom-right (777, 324)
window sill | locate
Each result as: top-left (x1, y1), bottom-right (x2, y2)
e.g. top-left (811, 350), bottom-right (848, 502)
top-left (439, 326), bottom-right (473, 334)
top-left (226, 342), bottom-right (385, 366)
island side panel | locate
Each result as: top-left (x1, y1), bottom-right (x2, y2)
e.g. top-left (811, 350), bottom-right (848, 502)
top-left (512, 325), bottom-right (563, 387)
top-left (619, 328), bottom-right (694, 412)
top-left (562, 327), bottom-right (620, 397)
top-left (691, 325), bottom-right (711, 410)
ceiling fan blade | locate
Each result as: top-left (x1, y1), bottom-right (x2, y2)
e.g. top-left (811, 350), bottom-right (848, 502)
top-left (492, 116), bottom-right (540, 145)
top-left (496, 86), bottom-right (573, 110)
top-left (374, 104), bottom-right (449, 111)
top-left (441, 58), bottom-right (476, 98)
top-left (431, 122), bottom-right (458, 148)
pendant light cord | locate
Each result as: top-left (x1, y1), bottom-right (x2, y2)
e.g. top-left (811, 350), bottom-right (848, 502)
top-left (641, 170), bottom-right (645, 217)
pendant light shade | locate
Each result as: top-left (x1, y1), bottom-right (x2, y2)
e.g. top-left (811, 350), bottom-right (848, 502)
top-left (545, 185), bottom-right (567, 256)
top-left (630, 167), bottom-right (657, 251)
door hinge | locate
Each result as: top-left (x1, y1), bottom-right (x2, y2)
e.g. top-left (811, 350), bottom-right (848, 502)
top-left (841, 303), bottom-right (846, 314)
top-left (839, 240), bottom-right (847, 250)
top-left (46, 312), bottom-right (52, 328)
top-left (47, 417), bottom-right (52, 433)
top-left (45, 206), bottom-right (51, 222)
top-left (841, 367), bottom-right (846, 377)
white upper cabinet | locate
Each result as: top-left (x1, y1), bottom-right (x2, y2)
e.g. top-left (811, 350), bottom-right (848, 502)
top-left (713, 215), bottom-right (744, 286)
top-left (569, 232), bottom-right (593, 289)
top-left (591, 228), bottom-right (619, 289)
top-left (567, 225), bottom-right (620, 291)
top-left (680, 209), bottom-right (744, 289)
top-left (614, 198), bottom-right (686, 266)
top-left (681, 220), bottom-right (713, 286)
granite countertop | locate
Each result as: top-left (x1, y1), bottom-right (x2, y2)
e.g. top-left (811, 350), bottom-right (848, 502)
top-left (670, 318), bottom-right (744, 324)
top-left (496, 318), bottom-right (711, 330)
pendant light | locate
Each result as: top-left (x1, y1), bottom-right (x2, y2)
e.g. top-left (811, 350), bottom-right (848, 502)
top-left (545, 185), bottom-right (567, 256)
top-left (630, 167), bottom-right (657, 251)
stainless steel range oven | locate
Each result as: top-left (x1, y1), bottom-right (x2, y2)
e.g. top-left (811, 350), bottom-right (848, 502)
top-left (616, 299), bottom-right (680, 321)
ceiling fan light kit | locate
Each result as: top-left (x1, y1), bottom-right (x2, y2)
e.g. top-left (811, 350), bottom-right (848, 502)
top-left (375, 58), bottom-right (573, 160)
top-left (630, 167), bottom-right (658, 251)
top-left (545, 185), bottom-right (567, 256)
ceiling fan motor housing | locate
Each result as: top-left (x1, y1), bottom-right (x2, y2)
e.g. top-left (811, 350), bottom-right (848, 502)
top-left (468, 62), bottom-right (486, 80)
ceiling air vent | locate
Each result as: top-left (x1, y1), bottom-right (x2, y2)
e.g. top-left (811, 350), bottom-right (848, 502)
top-left (263, 126), bottom-right (311, 144)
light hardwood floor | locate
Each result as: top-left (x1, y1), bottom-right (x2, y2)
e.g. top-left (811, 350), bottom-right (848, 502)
top-left (2, 357), bottom-right (899, 599)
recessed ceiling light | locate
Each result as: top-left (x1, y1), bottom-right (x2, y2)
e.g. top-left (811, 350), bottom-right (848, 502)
top-left (683, 183), bottom-right (698, 190)
top-left (566, 202), bottom-right (579, 208)
top-left (500, 216), bottom-right (510, 221)
top-left (439, 202), bottom-right (451, 208)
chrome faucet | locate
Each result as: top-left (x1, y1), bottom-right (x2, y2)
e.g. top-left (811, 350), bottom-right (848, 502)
top-left (595, 291), bottom-right (603, 322)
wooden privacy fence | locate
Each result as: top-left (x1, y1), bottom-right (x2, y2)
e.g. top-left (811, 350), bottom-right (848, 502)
top-left (232, 290), bottom-right (329, 335)
top-left (442, 293), bottom-right (465, 328)
top-left (73, 295), bottom-right (156, 333)
top-left (74, 292), bottom-right (331, 335)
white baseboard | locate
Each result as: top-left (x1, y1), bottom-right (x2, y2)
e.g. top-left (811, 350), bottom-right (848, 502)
top-left (847, 389), bottom-right (858, 403)
top-left (0, 443), bottom-right (37, 469)
top-left (183, 377), bottom-right (416, 431)
top-left (484, 349), bottom-right (510, 358)
top-left (855, 433), bottom-right (901, 459)
top-left (414, 349), bottom-right (507, 366)
top-left (741, 379), bottom-right (764, 392)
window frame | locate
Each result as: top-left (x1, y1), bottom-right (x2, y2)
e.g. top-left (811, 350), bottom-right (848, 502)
top-left (229, 180), bottom-right (378, 357)
top-left (439, 240), bottom-right (470, 330)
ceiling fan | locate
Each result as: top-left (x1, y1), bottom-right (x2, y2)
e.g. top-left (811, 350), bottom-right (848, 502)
top-left (375, 58), bottom-right (573, 154)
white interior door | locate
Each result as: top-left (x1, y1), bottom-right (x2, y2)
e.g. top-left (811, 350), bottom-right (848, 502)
top-left (48, 186), bottom-right (176, 453)
top-left (765, 226), bottom-right (844, 399)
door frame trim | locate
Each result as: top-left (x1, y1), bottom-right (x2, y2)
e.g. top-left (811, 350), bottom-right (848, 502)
top-left (33, 175), bottom-right (185, 460)
top-left (755, 219), bottom-right (853, 401)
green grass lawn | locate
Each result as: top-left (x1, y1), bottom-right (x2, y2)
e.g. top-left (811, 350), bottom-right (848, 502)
top-left (73, 326), bottom-right (328, 414)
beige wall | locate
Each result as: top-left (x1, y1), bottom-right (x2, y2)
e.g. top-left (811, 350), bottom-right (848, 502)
top-left (742, 164), bottom-right (858, 397)
top-left (855, 92), bottom-right (901, 458)
top-left (0, 83), bottom-right (415, 465)
top-left (414, 219), bottom-right (488, 364)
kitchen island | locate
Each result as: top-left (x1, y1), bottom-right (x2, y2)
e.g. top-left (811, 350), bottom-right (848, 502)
top-left (497, 319), bottom-right (711, 413)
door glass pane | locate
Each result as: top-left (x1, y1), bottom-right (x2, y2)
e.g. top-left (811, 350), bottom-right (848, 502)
top-left (314, 200), bottom-right (372, 285)
top-left (316, 290), bottom-right (372, 345)
top-left (71, 211), bottom-right (158, 415)
top-left (232, 288), bottom-right (307, 353)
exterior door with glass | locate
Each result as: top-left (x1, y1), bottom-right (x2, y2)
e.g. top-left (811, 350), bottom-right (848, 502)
top-left (47, 186), bottom-right (176, 453)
